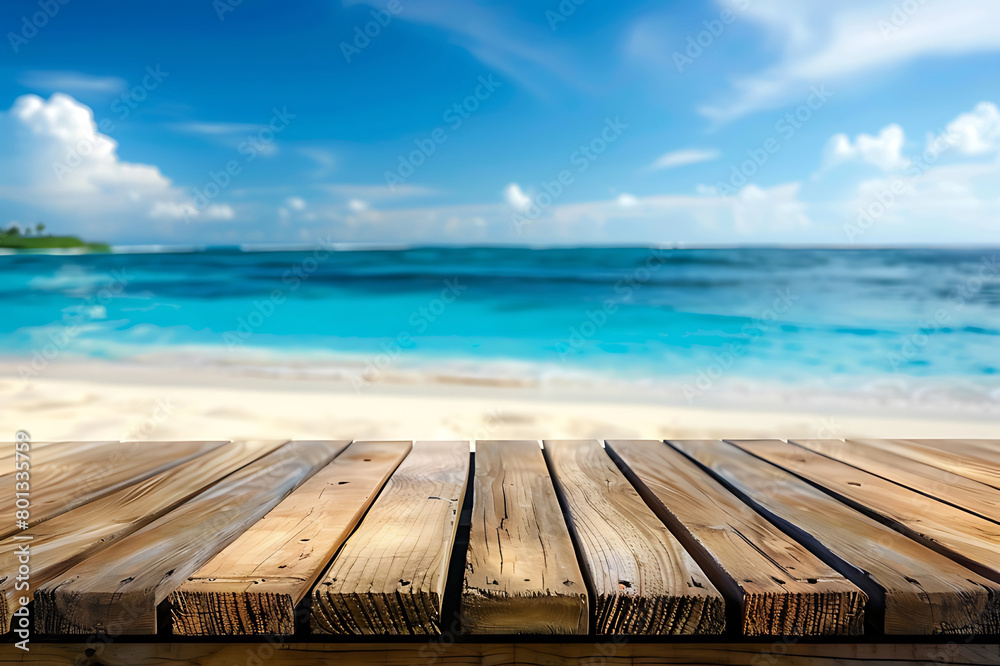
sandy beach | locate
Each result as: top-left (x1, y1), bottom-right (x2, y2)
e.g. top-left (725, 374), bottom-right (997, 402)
top-left (2, 358), bottom-right (997, 444)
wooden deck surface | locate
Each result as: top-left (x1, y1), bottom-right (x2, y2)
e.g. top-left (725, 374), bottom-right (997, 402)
top-left (4, 438), bottom-right (1000, 648)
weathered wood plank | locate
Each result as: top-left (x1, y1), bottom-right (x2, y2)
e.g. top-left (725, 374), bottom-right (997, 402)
top-left (606, 440), bottom-right (865, 636)
top-left (34, 440), bottom-right (348, 634)
top-left (672, 439), bottom-right (1000, 635)
top-left (1, 440), bottom-right (111, 462)
top-left (3, 642), bottom-right (997, 666)
top-left (172, 441), bottom-right (412, 635)
top-left (913, 439), bottom-right (1000, 458)
top-left (737, 439), bottom-right (1000, 584)
top-left (852, 439), bottom-right (1000, 491)
top-left (543, 439), bottom-right (724, 635)
top-left (792, 439), bottom-right (1000, 523)
top-left (311, 440), bottom-right (469, 636)
top-left (0, 440), bottom-right (285, 634)
top-left (462, 440), bottom-right (588, 635)
top-left (1, 440), bottom-right (226, 538)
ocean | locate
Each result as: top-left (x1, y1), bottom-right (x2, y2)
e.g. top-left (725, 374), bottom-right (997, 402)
top-left (3, 246), bottom-right (999, 412)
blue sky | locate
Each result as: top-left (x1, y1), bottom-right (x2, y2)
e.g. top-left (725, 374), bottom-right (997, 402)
top-left (1, 0), bottom-right (1000, 246)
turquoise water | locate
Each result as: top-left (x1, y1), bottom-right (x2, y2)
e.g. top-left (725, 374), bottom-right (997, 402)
top-left (3, 246), bottom-right (999, 391)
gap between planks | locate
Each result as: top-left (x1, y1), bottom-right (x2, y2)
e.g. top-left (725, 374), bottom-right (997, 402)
top-left (311, 441), bottom-right (469, 636)
top-left (172, 440), bottom-right (412, 635)
top-left (673, 439), bottom-right (1000, 635)
top-left (34, 440), bottom-right (348, 635)
top-left (543, 439), bottom-right (724, 636)
top-left (735, 440), bottom-right (1000, 586)
top-left (0, 440), bottom-right (291, 634)
top-left (606, 440), bottom-right (866, 637)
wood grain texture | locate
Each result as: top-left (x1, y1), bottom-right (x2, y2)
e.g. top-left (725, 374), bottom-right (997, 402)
top-left (462, 440), bottom-right (588, 636)
top-left (737, 440), bottom-right (1000, 585)
top-left (34, 440), bottom-right (348, 635)
top-left (543, 439), bottom-right (724, 635)
top-left (172, 440), bottom-right (412, 635)
top-left (3, 642), bottom-right (997, 666)
top-left (606, 440), bottom-right (866, 637)
top-left (852, 439), bottom-right (1000, 491)
top-left (311, 440), bottom-right (469, 636)
top-left (1, 440), bottom-right (112, 462)
top-left (791, 439), bottom-right (1000, 523)
top-left (673, 439), bottom-right (1000, 635)
top-left (1, 440), bottom-right (225, 538)
top-left (0, 440), bottom-right (293, 634)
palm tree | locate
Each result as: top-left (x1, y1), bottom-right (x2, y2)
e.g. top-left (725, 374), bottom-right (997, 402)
top-left (36, 222), bottom-right (46, 236)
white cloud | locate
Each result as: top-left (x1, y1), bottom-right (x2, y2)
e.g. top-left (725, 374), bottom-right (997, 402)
top-left (0, 93), bottom-right (234, 232)
top-left (205, 204), bottom-right (235, 220)
top-left (845, 161), bottom-right (1000, 242)
top-left (616, 193), bottom-right (639, 207)
top-left (701, 0), bottom-right (1000, 122)
top-left (650, 148), bottom-right (719, 170)
top-left (529, 183), bottom-right (812, 236)
top-left (323, 183), bottom-right (436, 200)
top-left (541, 183), bottom-right (810, 235)
top-left (150, 202), bottom-right (235, 220)
top-left (824, 123), bottom-right (907, 171)
top-left (11, 94), bottom-right (166, 195)
top-left (942, 101), bottom-right (1000, 155)
top-left (286, 196), bottom-right (307, 211)
top-left (347, 198), bottom-right (369, 212)
top-left (298, 146), bottom-right (337, 178)
top-left (169, 121), bottom-right (262, 135)
top-left (201, 204), bottom-right (236, 220)
top-left (834, 102), bottom-right (1000, 242)
top-left (169, 120), bottom-right (278, 157)
top-left (343, 0), bottom-right (586, 98)
top-left (503, 183), bottom-right (532, 211)
top-left (149, 202), bottom-right (197, 219)
top-left (731, 183), bottom-right (810, 233)
top-left (19, 71), bottom-right (126, 94)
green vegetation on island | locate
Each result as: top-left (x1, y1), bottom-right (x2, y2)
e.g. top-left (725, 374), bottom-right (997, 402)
top-left (0, 223), bottom-right (110, 252)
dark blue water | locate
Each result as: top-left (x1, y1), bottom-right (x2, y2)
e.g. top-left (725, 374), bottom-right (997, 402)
top-left (2, 246), bottom-right (999, 387)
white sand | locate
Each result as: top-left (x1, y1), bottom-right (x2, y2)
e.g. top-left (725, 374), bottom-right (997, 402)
top-left (1, 359), bottom-right (996, 443)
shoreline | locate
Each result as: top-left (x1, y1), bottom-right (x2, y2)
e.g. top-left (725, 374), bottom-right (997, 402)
top-left (9, 347), bottom-right (1000, 416)
top-left (2, 357), bottom-right (997, 442)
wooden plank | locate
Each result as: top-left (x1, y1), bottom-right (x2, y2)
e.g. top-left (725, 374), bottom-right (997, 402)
top-left (3, 642), bottom-right (998, 666)
top-left (0, 440), bottom-right (285, 634)
top-left (0, 439), bottom-right (228, 538)
top-left (172, 440), bottom-right (412, 635)
top-left (462, 440), bottom-right (588, 635)
top-left (34, 440), bottom-right (348, 635)
top-left (853, 438), bottom-right (1000, 490)
top-left (542, 439), bottom-right (724, 635)
top-left (311, 440), bottom-right (469, 636)
top-left (736, 439), bottom-right (1000, 585)
top-left (912, 438), bottom-right (1000, 458)
top-left (792, 439), bottom-right (1000, 523)
top-left (672, 439), bottom-right (1000, 635)
top-left (606, 440), bottom-right (866, 636)
top-left (0, 439), bottom-right (111, 462)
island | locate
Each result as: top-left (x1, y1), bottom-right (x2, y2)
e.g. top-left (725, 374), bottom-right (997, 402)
top-left (0, 223), bottom-right (110, 252)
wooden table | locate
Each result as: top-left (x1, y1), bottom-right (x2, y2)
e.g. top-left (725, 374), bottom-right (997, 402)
top-left (3, 438), bottom-right (999, 664)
